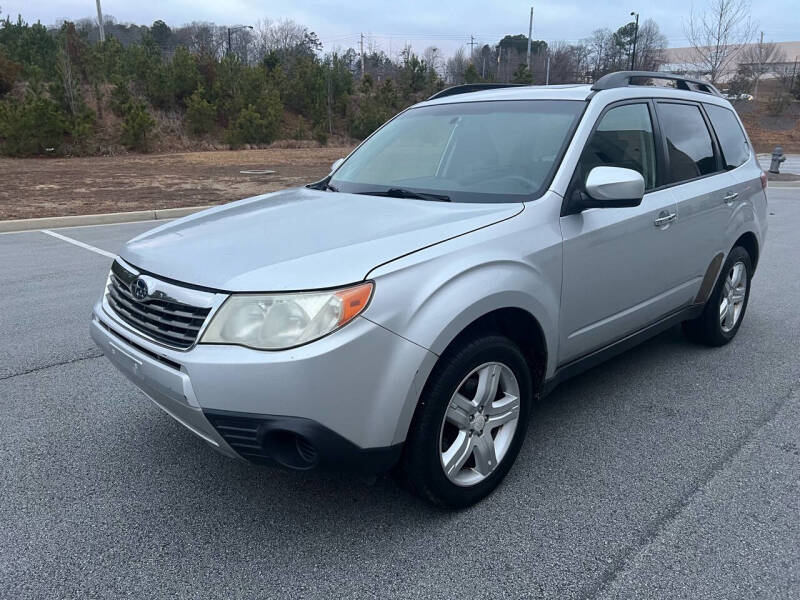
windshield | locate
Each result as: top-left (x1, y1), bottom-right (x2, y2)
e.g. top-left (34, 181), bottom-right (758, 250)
top-left (330, 100), bottom-right (584, 203)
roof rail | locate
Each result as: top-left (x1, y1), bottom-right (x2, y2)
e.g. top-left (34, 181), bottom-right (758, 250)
top-left (428, 83), bottom-right (525, 101)
top-left (591, 71), bottom-right (722, 97)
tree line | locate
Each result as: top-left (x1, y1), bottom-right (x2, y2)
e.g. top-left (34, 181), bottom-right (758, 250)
top-left (0, 2), bottom-right (792, 158)
top-left (0, 8), bottom-right (675, 157)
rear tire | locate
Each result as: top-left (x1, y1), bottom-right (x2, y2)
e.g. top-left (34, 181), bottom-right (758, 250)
top-left (683, 246), bottom-right (752, 346)
top-left (399, 335), bottom-right (533, 509)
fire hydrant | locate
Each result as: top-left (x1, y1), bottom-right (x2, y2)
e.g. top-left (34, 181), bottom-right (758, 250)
top-left (769, 146), bottom-right (786, 174)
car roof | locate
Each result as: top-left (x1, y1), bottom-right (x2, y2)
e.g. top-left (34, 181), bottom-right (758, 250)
top-left (417, 83), bottom-right (733, 110)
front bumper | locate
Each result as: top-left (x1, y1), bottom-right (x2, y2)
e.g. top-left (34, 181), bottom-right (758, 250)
top-left (90, 300), bottom-right (436, 472)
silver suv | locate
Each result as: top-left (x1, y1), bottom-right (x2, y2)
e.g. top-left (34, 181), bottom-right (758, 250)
top-left (91, 72), bottom-right (767, 507)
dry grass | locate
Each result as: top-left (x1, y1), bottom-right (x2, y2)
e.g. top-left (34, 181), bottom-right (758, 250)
top-left (736, 100), bottom-right (800, 153)
top-left (0, 146), bottom-right (354, 221)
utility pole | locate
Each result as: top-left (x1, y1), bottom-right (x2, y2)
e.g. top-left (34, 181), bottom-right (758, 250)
top-left (791, 55), bottom-right (799, 96)
top-left (545, 54), bottom-right (550, 85)
top-left (629, 11), bottom-right (639, 71)
top-left (497, 47), bottom-right (502, 83)
top-left (95, 0), bottom-right (105, 43)
top-left (227, 26), bottom-right (253, 59)
top-left (360, 33), bottom-right (365, 78)
top-left (526, 7), bottom-right (533, 71)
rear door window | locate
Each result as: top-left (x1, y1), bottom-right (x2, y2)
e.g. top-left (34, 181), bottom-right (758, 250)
top-left (656, 102), bottom-right (719, 183)
top-left (704, 104), bottom-right (750, 169)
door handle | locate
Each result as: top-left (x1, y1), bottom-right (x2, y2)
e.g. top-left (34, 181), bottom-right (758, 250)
top-left (653, 212), bottom-right (677, 228)
top-left (723, 191), bottom-right (738, 205)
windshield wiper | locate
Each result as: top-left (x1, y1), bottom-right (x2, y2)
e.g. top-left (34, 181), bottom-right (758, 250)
top-left (357, 188), bottom-right (450, 202)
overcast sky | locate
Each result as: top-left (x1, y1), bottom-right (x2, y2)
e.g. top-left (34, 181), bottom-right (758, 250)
top-left (2, 1), bottom-right (797, 57)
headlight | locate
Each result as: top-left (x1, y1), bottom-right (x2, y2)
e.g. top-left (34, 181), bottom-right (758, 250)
top-left (200, 282), bottom-right (374, 350)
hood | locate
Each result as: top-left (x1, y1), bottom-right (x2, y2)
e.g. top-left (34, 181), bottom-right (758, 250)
top-left (120, 187), bottom-right (522, 291)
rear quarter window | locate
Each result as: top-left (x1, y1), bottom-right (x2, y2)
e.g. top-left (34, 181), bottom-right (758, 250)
top-left (705, 103), bottom-right (750, 169)
top-left (656, 102), bottom-right (718, 184)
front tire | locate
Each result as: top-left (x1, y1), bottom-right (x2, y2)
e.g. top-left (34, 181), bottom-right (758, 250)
top-left (683, 246), bottom-right (752, 346)
top-left (400, 335), bottom-right (533, 508)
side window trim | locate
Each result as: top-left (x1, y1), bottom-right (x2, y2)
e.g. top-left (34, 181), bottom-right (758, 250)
top-left (653, 99), bottom-right (725, 188)
top-left (563, 98), bottom-right (662, 216)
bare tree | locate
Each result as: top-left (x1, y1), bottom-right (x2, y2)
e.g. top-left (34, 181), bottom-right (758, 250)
top-left (633, 19), bottom-right (667, 71)
top-left (547, 41), bottom-right (589, 84)
top-left (56, 47), bottom-right (79, 116)
top-left (445, 47), bottom-right (468, 84)
top-left (585, 29), bottom-right (610, 80)
top-left (740, 36), bottom-right (785, 97)
top-left (229, 27), bottom-right (255, 63)
top-left (174, 22), bottom-right (225, 57)
top-left (254, 18), bottom-right (309, 56)
top-left (684, 0), bottom-right (756, 84)
top-left (423, 46), bottom-right (442, 77)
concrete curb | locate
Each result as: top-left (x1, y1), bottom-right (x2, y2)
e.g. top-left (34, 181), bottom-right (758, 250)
top-left (0, 205), bottom-right (211, 233)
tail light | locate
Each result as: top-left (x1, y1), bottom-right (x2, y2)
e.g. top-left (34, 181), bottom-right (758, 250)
top-left (760, 171), bottom-right (768, 190)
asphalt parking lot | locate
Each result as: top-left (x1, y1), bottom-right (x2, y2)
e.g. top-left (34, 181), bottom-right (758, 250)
top-left (2, 188), bottom-right (799, 600)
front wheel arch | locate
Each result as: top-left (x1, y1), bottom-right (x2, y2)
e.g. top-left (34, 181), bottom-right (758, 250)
top-left (433, 307), bottom-right (548, 398)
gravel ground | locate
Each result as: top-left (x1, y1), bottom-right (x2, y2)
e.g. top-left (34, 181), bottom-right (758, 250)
top-left (1, 188), bottom-right (798, 599)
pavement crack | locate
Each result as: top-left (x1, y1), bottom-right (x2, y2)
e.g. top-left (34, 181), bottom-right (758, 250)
top-left (581, 381), bottom-right (799, 600)
top-left (0, 352), bottom-right (104, 381)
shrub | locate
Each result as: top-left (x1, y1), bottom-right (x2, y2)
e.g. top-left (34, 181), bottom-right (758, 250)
top-left (120, 100), bottom-right (156, 151)
top-left (170, 46), bottom-right (200, 104)
top-left (226, 88), bottom-right (282, 147)
top-left (767, 92), bottom-right (791, 117)
top-left (347, 94), bottom-right (390, 139)
top-left (0, 49), bottom-right (22, 96)
top-left (185, 88), bottom-right (216, 136)
top-left (109, 76), bottom-right (132, 116)
top-left (512, 64), bottom-right (533, 84)
top-left (292, 120), bottom-right (309, 140)
top-left (464, 63), bottom-right (481, 84)
top-left (227, 106), bottom-right (271, 147)
top-left (66, 107), bottom-right (96, 152)
top-left (0, 92), bottom-right (67, 156)
top-left (313, 123), bottom-right (329, 146)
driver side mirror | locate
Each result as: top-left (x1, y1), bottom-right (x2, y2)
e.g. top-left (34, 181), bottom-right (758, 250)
top-left (330, 158), bottom-right (344, 173)
top-left (572, 166), bottom-right (645, 212)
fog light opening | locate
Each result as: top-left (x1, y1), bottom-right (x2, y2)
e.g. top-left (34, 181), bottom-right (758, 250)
top-left (262, 430), bottom-right (318, 470)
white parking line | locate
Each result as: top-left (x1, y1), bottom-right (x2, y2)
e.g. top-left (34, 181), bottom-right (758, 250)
top-left (40, 229), bottom-right (117, 259)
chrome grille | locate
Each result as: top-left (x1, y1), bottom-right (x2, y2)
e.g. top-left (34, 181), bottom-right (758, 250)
top-left (105, 261), bottom-right (212, 350)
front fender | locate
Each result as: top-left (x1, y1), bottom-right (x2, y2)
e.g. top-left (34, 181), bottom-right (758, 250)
top-left (363, 208), bottom-right (562, 379)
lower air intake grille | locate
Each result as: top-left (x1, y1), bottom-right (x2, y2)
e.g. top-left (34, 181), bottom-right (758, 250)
top-left (204, 414), bottom-right (268, 462)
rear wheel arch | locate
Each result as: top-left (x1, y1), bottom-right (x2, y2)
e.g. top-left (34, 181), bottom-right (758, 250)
top-left (733, 231), bottom-right (759, 271)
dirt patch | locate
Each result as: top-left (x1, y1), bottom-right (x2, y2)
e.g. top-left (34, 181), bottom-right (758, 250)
top-left (0, 147), bottom-right (354, 221)
top-left (737, 101), bottom-right (800, 153)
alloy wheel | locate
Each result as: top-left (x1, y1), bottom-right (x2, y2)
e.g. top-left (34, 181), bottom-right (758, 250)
top-left (719, 261), bottom-right (747, 333)
top-left (438, 362), bottom-right (521, 487)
